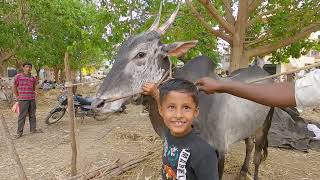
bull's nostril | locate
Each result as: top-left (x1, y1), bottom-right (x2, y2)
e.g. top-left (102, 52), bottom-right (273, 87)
top-left (97, 100), bottom-right (105, 109)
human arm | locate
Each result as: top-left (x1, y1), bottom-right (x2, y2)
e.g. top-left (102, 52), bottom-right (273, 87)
top-left (195, 77), bottom-right (296, 107)
top-left (13, 77), bottom-right (19, 99)
top-left (33, 77), bottom-right (38, 97)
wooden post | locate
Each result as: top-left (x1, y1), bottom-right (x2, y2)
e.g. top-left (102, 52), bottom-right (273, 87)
top-left (63, 52), bottom-right (78, 176)
top-left (0, 115), bottom-right (28, 180)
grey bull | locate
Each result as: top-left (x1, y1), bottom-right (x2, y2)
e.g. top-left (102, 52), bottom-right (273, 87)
top-left (92, 4), bottom-right (275, 180)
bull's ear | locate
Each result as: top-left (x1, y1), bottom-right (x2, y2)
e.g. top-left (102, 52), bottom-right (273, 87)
top-left (162, 40), bottom-right (198, 57)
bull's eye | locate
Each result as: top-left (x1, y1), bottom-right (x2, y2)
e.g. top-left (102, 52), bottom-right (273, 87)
top-left (135, 52), bottom-right (146, 59)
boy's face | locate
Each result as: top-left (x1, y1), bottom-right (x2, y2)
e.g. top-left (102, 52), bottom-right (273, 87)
top-left (159, 90), bottom-right (199, 137)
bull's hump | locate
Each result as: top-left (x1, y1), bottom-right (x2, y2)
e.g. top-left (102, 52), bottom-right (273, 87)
top-left (175, 56), bottom-right (217, 81)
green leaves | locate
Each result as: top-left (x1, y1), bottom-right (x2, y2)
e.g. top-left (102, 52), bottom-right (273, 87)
top-left (1, 0), bottom-right (220, 71)
top-left (1, 0), bottom-right (114, 71)
top-left (268, 40), bottom-right (317, 64)
top-left (247, 0), bottom-right (319, 62)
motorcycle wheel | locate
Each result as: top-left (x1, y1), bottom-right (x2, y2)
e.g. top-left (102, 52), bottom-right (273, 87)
top-left (93, 113), bottom-right (111, 121)
top-left (45, 109), bottom-right (66, 125)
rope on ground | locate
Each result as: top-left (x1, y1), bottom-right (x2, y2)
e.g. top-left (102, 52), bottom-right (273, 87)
top-left (247, 62), bottom-right (320, 84)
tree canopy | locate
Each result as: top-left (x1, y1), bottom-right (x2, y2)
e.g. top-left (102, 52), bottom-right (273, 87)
top-left (1, 0), bottom-right (319, 76)
top-left (186, 0), bottom-right (320, 70)
top-left (0, 0), bottom-right (113, 76)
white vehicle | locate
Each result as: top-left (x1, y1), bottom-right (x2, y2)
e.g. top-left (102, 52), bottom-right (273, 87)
top-left (92, 71), bottom-right (106, 80)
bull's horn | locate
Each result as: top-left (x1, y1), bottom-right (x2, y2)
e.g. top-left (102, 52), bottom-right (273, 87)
top-left (148, 2), bottom-right (163, 31)
top-left (157, 1), bottom-right (181, 35)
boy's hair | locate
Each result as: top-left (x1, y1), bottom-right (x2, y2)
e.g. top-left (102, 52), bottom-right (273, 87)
top-left (159, 79), bottom-right (199, 106)
top-left (22, 62), bottom-right (32, 67)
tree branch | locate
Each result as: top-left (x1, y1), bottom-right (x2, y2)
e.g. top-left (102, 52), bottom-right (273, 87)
top-left (245, 34), bottom-right (273, 47)
top-left (248, 23), bottom-right (320, 57)
top-left (222, 0), bottom-right (235, 25)
top-left (247, 8), bottom-right (280, 28)
top-left (186, 0), bottom-right (232, 44)
top-left (233, 0), bottom-right (250, 46)
top-left (0, 51), bottom-right (16, 64)
top-left (248, 0), bottom-right (262, 14)
top-left (198, 0), bottom-right (235, 34)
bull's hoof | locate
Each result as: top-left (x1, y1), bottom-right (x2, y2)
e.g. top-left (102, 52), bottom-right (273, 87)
top-left (239, 171), bottom-right (253, 180)
top-left (239, 171), bottom-right (247, 180)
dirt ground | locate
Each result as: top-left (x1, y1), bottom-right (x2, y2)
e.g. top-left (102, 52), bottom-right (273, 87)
top-left (1, 88), bottom-right (320, 180)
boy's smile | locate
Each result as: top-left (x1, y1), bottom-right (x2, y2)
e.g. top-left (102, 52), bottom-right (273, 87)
top-left (159, 91), bottom-right (199, 137)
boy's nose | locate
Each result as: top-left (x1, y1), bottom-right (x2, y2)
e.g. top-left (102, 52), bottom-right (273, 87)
top-left (176, 109), bottom-right (183, 119)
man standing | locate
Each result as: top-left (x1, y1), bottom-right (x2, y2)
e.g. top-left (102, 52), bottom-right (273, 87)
top-left (13, 63), bottom-right (41, 138)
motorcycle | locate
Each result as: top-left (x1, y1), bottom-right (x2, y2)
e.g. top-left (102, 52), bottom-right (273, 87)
top-left (45, 94), bottom-right (110, 125)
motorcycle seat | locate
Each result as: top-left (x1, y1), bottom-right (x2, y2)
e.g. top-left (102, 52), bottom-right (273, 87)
top-left (81, 105), bottom-right (92, 110)
top-left (84, 97), bottom-right (95, 103)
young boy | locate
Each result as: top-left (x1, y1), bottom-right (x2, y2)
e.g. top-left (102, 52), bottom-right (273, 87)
top-left (142, 79), bottom-right (219, 180)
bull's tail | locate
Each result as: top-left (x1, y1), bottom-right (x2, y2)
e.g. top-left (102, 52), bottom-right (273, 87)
top-left (261, 107), bottom-right (274, 162)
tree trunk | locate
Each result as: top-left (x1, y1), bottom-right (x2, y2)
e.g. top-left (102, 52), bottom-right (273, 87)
top-left (79, 68), bottom-right (82, 82)
top-left (53, 68), bottom-right (59, 83)
top-left (14, 61), bottom-right (23, 73)
top-left (230, 41), bottom-right (250, 72)
top-left (59, 68), bottom-right (65, 83)
top-left (0, 51), bottom-right (15, 76)
top-left (0, 64), bottom-right (6, 77)
top-left (35, 68), bottom-right (40, 84)
top-left (229, 0), bottom-right (249, 72)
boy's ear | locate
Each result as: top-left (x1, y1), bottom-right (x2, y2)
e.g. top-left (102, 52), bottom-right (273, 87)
top-left (158, 106), bottom-right (164, 117)
top-left (195, 107), bottom-right (199, 118)
top-left (161, 40), bottom-right (198, 58)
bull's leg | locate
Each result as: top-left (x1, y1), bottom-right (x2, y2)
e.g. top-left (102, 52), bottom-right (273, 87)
top-left (218, 152), bottom-right (225, 180)
top-left (253, 107), bottom-right (274, 180)
top-left (240, 136), bottom-right (254, 180)
top-left (253, 133), bottom-right (263, 180)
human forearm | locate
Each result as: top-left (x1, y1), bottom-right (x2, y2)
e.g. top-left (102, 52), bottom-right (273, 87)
top-left (218, 81), bottom-right (296, 107)
top-left (13, 86), bottom-right (18, 98)
top-left (152, 90), bottom-right (160, 108)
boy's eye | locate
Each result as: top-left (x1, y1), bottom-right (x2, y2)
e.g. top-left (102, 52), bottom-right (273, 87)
top-left (183, 106), bottom-right (191, 110)
top-left (168, 105), bottom-right (175, 109)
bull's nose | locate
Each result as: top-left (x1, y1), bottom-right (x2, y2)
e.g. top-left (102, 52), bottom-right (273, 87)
top-left (91, 98), bottom-right (105, 111)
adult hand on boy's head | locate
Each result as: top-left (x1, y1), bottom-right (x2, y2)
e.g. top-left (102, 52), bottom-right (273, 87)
top-left (195, 77), bottom-right (223, 94)
top-left (142, 83), bottom-right (159, 97)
